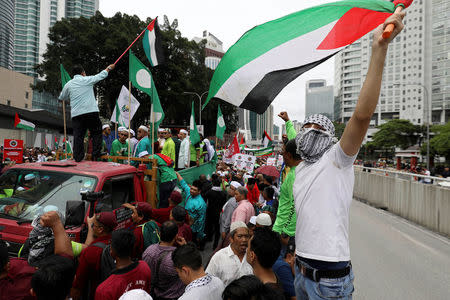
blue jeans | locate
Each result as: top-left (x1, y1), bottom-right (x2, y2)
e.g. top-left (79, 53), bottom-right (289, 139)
top-left (294, 261), bottom-right (354, 300)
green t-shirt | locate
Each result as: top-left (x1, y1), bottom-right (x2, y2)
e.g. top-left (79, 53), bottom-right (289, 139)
top-left (272, 165), bottom-right (297, 237)
top-left (161, 138), bottom-right (176, 168)
top-left (109, 139), bottom-right (128, 164)
top-left (190, 143), bottom-right (197, 162)
top-left (154, 155), bottom-right (177, 183)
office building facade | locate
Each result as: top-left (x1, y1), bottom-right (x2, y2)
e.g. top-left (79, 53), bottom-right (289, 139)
top-left (194, 30), bottom-right (225, 70)
top-left (238, 105), bottom-right (274, 146)
top-left (305, 79), bottom-right (334, 120)
top-left (0, 0), bottom-right (15, 69)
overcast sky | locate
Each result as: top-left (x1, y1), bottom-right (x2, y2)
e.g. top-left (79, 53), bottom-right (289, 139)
top-left (99, 0), bottom-right (336, 126)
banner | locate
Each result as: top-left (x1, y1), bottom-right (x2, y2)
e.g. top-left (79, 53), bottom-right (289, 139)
top-left (233, 154), bottom-right (256, 173)
top-left (178, 155), bottom-right (217, 185)
top-left (4, 139), bottom-right (24, 163)
top-left (266, 157), bottom-right (276, 166)
top-left (243, 146), bottom-right (274, 157)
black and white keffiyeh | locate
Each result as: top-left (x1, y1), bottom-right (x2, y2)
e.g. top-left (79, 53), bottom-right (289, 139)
top-left (185, 274), bottom-right (213, 293)
top-left (295, 114), bottom-right (336, 163)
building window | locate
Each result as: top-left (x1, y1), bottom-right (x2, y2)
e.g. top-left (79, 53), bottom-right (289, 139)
top-left (25, 91), bottom-right (29, 99)
top-left (7, 100), bottom-right (11, 106)
top-left (25, 103), bottom-right (28, 108)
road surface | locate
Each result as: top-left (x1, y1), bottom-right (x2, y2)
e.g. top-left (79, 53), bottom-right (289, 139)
top-left (350, 200), bottom-right (450, 300)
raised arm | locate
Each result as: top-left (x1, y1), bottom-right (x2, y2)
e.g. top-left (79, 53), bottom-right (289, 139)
top-left (40, 211), bottom-right (73, 257)
top-left (340, 12), bottom-right (405, 156)
top-left (278, 112), bottom-right (297, 140)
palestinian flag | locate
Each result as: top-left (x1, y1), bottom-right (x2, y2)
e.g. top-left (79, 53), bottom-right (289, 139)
top-left (244, 146), bottom-right (274, 157)
top-left (202, 0), bottom-right (405, 114)
top-left (14, 113), bottom-right (35, 131)
top-left (262, 130), bottom-right (273, 147)
top-left (143, 18), bottom-right (164, 67)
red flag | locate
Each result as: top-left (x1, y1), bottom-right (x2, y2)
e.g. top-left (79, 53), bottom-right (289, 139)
top-left (240, 134), bottom-right (245, 145)
top-left (225, 134), bottom-right (240, 160)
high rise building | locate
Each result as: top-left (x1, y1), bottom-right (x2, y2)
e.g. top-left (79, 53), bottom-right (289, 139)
top-left (334, 0), bottom-right (450, 127)
top-left (0, 0), bottom-right (15, 69)
top-left (238, 105), bottom-right (274, 146)
top-left (13, 0), bottom-right (99, 77)
top-left (193, 31), bottom-right (225, 70)
top-left (305, 79), bottom-right (334, 119)
top-left (273, 124), bottom-right (280, 141)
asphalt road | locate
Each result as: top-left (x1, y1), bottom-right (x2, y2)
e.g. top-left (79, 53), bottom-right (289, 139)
top-left (350, 200), bottom-right (450, 300)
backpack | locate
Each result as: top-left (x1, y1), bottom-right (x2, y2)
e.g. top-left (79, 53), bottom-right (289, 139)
top-left (92, 242), bottom-right (116, 283)
top-left (139, 220), bottom-right (161, 250)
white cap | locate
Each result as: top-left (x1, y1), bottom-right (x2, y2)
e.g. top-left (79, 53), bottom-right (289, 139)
top-left (249, 216), bottom-right (257, 225)
top-left (180, 129), bottom-right (188, 135)
top-left (158, 128), bottom-right (165, 133)
top-left (256, 213), bottom-right (272, 226)
top-left (24, 174), bottom-right (35, 181)
top-left (230, 221), bottom-right (248, 233)
top-left (129, 129), bottom-right (135, 136)
top-left (119, 289), bottom-right (153, 300)
top-left (102, 124), bottom-right (110, 130)
top-left (138, 151), bottom-right (149, 158)
top-left (139, 125), bottom-right (149, 132)
top-left (230, 181), bottom-right (242, 189)
top-left (118, 126), bottom-right (127, 132)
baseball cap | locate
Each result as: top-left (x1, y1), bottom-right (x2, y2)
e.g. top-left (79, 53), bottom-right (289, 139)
top-left (96, 211), bottom-right (117, 230)
top-left (256, 213), bottom-right (272, 226)
top-left (136, 202), bottom-right (152, 220)
top-left (230, 221), bottom-right (247, 233)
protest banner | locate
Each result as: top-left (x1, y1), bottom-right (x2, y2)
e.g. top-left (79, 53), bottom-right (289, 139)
top-left (233, 153), bottom-right (256, 173)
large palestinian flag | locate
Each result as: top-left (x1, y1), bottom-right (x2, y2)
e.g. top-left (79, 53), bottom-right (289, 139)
top-left (203, 0), bottom-right (410, 114)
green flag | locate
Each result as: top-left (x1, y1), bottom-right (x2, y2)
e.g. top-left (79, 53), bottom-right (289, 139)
top-left (129, 50), bottom-right (152, 96)
top-left (60, 64), bottom-right (71, 89)
top-left (189, 102), bottom-right (200, 145)
top-left (216, 104), bottom-right (226, 140)
top-left (148, 76), bottom-right (165, 139)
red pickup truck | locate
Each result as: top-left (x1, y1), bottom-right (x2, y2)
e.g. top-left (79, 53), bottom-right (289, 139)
top-left (0, 160), bottom-right (148, 255)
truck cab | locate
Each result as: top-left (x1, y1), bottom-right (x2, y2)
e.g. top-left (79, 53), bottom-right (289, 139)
top-left (0, 160), bottom-right (147, 255)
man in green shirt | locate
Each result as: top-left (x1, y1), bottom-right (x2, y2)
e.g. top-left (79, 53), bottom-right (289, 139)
top-left (132, 125), bottom-right (153, 167)
top-left (161, 130), bottom-right (176, 168)
top-left (189, 140), bottom-right (199, 167)
top-left (272, 112), bottom-right (300, 237)
top-left (109, 127), bottom-right (128, 164)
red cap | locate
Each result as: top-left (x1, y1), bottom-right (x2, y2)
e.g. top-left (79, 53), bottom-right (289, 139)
top-left (97, 212), bottom-right (117, 230)
top-left (169, 190), bottom-right (182, 205)
top-left (136, 202), bottom-right (153, 220)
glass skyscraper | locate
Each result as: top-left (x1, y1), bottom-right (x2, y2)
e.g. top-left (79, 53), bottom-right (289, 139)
top-left (0, 0), bottom-right (15, 69)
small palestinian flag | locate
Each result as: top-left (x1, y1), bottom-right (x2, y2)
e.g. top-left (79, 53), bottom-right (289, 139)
top-left (14, 113), bottom-right (35, 131)
top-left (262, 131), bottom-right (273, 148)
top-left (143, 18), bottom-right (165, 67)
top-left (203, 0), bottom-right (408, 114)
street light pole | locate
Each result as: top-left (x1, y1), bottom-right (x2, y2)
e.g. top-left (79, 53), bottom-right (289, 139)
top-left (183, 91), bottom-right (208, 125)
top-left (393, 82), bottom-right (430, 170)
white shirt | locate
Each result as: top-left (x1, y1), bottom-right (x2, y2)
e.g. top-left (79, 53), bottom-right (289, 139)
top-left (293, 143), bottom-right (357, 262)
top-left (178, 138), bottom-right (190, 169)
top-left (206, 245), bottom-right (253, 286)
top-left (179, 274), bottom-right (224, 300)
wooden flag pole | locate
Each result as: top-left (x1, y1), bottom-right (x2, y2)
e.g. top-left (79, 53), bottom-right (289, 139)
top-left (62, 100), bottom-right (67, 154)
top-left (115, 122), bottom-right (118, 140)
top-left (151, 104), bottom-right (155, 156)
top-left (128, 81), bottom-right (132, 165)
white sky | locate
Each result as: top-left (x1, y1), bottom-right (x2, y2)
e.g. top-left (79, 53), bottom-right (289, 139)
top-left (100, 0), bottom-right (336, 126)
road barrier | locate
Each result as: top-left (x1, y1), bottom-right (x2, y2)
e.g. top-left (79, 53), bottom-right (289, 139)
top-left (354, 166), bottom-right (450, 237)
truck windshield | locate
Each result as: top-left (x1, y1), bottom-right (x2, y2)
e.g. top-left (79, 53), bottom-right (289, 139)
top-left (0, 169), bottom-right (97, 221)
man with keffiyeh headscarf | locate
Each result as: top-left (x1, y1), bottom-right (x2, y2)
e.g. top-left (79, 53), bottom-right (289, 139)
top-left (292, 11), bottom-right (405, 299)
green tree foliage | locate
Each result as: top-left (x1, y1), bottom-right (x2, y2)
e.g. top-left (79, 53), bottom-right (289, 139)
top-left (421, 122), bottom-right (450, 161)
top-left (333, 121), bottom-right (346, 140)
top-left (371, 119), bottom-right (418, 150)
top-left (35, 12), bottom-right (237, 136)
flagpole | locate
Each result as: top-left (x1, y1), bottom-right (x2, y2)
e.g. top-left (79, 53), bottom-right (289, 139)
top-left (62, 100), bottom-right (67, 155)
top-left (128, 81), bottom-right (132, 165)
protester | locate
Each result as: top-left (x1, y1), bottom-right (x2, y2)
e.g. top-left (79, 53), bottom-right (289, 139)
top-left (158, 128), bottom-right (166, 151)
top-left (1, 211), bottom-right (73, 300)
top-left (255, 213), bottom-right (272, 229)
top-left (133, 125), bottom-right (153, 165)
top-left (222, 275), bottom-right (283, 300)
top-left (95, 229), bottom-right (152, 300)
top-left (272, 139), bottom-right (300, 238)
top-left (206, 221), bottom-right (253, 286)
top-left (246, 177), bottom-right (260, 205)
top-left (170, 205), bottom-right (193, 243)
top-left (162, 129), bottom-right (176, 167)
top-left (189, 140), bottom-right (199, 167)
top-left (84, 130), bottom-right (108, 159)
top-left (59, 64), bottom-right (115, 162)
top-left (172, 243), bottom-right (224, 300)
top-left (176, 172), bottom-right (207, 249)
top-left (102, 124), bottom-right (114, 153)
top-left (246, 228), bottom-right (284, 298)
top-left (110, 127), bottom-right (129, 164)
top-left (178, 129), bottom-right (190, 170)
top-left (231, 187), bottom-right (255, 224)
top-left (292, 12), bottom-right (405, 299)
top-left (142, 221), bottom-right (186, 299)
top-left (128, 129), bottom-right (138, 155)
top-left (273, 238), bottom-right (296, 300)
top-left (122, 202), bottom-right (160, 258)
top-left (278, 111), bottom-right (298, 185)
top-left (219, 181), bottom-right (240, 243)
top-left (172, 129), bottom-right (182, 168)
top-left (72, 212), bottom-right (117, 300)
top-left (151, 190), bottom-right (182, 224)
top-left (204, 175), bottom-right (227, 249)
top-left (203, 139), bottom-right (215, 162)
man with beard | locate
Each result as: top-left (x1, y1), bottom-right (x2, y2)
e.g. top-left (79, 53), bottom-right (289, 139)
top-left (206, 221), bottom-right (253, 286)
top-left (132, 125), bottom-right (152, 166)
top-left (293, 12), bottom-right (405, 299)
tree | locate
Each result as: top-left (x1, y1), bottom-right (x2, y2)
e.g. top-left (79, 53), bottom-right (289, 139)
top-left (35, 12), bottom-right (237, 136)
top-left (333, 121), bottom-right (346, 140)
top-left (370, 119), bottom-right (418, 150)
top-left (422, 122), bottom-right (450, 162)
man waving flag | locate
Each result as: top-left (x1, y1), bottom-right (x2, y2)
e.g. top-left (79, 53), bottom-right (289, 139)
top-left (202, 0), bottom-right (413, 114)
